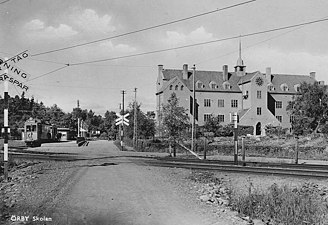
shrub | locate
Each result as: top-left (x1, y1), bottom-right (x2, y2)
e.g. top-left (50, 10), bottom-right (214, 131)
top-left (239, 125), bottom-right (254, 136)
top-left (265, 124), bottom-right (288, 137)
top-left (230, 182), bottom-right (328, 224)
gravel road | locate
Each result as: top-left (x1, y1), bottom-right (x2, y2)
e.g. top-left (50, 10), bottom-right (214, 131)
top-left (1, 140), bottom-right (246, 225)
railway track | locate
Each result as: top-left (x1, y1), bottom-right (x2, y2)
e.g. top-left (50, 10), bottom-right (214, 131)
top-left (148, 158), bottom-right (328, 178)
top-left (3, 149), bottom-right (328, 178)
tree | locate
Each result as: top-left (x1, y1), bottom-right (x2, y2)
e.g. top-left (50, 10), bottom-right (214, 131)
top-left (125, 102), bottom-right (155, 140)
top-left (162, 92), bottom-right (189, 142)
top-left (202, 114), bottom-right (222, 136)
top-left (287, 82), bottom-right (328, 135)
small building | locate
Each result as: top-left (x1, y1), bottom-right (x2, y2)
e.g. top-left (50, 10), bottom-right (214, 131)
top-left (57, 128), bottom-right (70, 141)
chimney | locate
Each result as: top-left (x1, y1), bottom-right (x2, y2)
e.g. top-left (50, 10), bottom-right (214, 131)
top-left (182, 64), bottom-right (188, 79)
top-left (223, 65), bottom-right (228, 81)
top-left (265, 67), bottom-right (272, 83)
top-left (310, 71), bottom-right (316, 79)
top-left (158, 64), bottom-right (163, 77)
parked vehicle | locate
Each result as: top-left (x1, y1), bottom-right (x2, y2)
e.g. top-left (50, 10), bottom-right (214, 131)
top-left (24, 118), bottom-right (58, 147)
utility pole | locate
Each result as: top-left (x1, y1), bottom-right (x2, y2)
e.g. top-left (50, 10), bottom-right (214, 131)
top-left (3, 57), bottom-right (9, 182)
top-left (77, 100), bottom-right (80, 138)
top-left (133, 88), bottom-right (138, 149)
top-left (121, 90), bottom-right (126, 151)
top-left (191, 65), bottom-right (196, 152)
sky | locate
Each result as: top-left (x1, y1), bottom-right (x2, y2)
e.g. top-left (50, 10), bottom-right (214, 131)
top-left (1, 0), bottom-right (328, 116)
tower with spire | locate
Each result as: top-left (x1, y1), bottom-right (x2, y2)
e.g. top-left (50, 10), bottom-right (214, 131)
top-left (234, 39), bottom-right (246, 76)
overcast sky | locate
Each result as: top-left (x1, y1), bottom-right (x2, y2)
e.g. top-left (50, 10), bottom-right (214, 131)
top-left (1, 0), bottom-right (328, 115)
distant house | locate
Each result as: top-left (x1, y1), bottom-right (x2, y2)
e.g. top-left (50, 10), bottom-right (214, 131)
top-left (156, 45), bottom-right (323, 136)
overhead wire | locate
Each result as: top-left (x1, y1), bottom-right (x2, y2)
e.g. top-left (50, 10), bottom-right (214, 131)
top-left (30, 0), bottom-right (256, 57)
top-left (68, 17), bottom-right (328, 66)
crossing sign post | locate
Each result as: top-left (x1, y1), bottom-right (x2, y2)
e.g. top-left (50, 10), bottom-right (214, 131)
top-left (115, 113), bottom-right (129, 126)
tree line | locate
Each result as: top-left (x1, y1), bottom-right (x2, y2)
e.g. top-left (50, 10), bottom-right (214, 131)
top-left (0, 93), bottom-right (156, 140)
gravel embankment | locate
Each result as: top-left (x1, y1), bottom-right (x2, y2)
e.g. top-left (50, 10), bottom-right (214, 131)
top-left (0, 160), bottom-right (85, 225)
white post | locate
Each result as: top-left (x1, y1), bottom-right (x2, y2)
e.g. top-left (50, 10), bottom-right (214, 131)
top-left (3, 57), bottom-right (9, 181)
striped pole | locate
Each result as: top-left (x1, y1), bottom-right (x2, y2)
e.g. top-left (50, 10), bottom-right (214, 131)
top-left (3, 58), bottom-right (9, 181)
top-left (233, 112), bottom-right (238, 165)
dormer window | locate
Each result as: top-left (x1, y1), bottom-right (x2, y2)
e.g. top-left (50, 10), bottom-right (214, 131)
top-left (209, 81), bottom-right (217, 89)
top-left (268, 84), bottom-right (275, 91)
top-left (196, 81), bottom-right (203, 89)
top-left (294, 84), bottom-right (300, 92)
top-left (280, 83), bottom-right (289, 92)
top-left (223, 81), bottom-right (231, 90)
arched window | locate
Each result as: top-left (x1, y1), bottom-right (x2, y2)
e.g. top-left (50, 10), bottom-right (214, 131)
top-left (222, 81), bottom-right (231, 90)
top-left (169, 85), bottom-right (173, 90)
top-left (175, 85), bottom-right (178, 90)
top-left (181, 85), bottom-right (184, 91)
top-left (209, 81), bottom-right (217, 89)
top-left (280, 83), bottom-right (289, 91)
top-left (294, 84), bottom-right (300, 92)
top-left (268, 84), bottom-right (275, 91)
top-left (196, 81), bottom-right (203, 89)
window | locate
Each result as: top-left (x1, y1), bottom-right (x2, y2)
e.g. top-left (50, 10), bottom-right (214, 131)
top-left (26, 125), bottom-right (31, 132)
top-left (204, 99), bottom-right (211, 107)
top-left (276, 116), bottom-right (282, 123)
top-left (218, 115), bottom-right (224, 122)
top-left (231, 99), bottom-right (238, 108)
top-left (209, 81), bottom-right (217, 89)
top-left (268, 85), bottom-right (275, 91)
top-left (169, 85), bottom-right (173, 90)
top-left (257, 90), bottom-right (261, 99)
top-left (257, 107), bottom-right (261, 115)
top-left (32, 125), bottom-right (37, 131)
top-left (175, 85), bottom-right (178, 90)
top-left (204, 114), bottom-right (211, 122)
top-left (290, 115), bottom-right (294, 123)
top-left (294, 84), bottom-right (300, 92)
top-left (181, 85), bottom-right (184, 91)
top-left (276, 101), bottom-right (282, 108)
top-left (218, 99), bottom-right (224, 107)
top-left (223, 81), bottom-right (231, 90)
top-left (281, 83), bottom-right (289, 91)
top-left (197, 81), bottom-right (203, 89)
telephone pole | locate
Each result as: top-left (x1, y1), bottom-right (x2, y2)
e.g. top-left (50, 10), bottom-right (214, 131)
top-left (191, 65), bottom-right (196, 152)
top-left (133, 88), bottom-right (138, 149)
top-left (77, 100), bottom-right (80, 138)
top-left (121, 90), bottom-right (126, 151)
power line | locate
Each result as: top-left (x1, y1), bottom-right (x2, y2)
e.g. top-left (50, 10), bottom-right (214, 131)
top-left (30, 0), bottom-right (256, 57)
top-left (68, 17), bottom-right (328, 66)
top-left (26, 65), bottom-right (69, 82)
top-left (0, 0), bottom-right (10, 5)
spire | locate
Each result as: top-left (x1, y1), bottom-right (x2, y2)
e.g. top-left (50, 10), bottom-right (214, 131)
top-left (235, 37), bottom-right (246, 76)
top-left (236, 37), bottom-right (244, 67)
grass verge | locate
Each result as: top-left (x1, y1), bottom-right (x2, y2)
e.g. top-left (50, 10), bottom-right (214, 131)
top-left (229, 180), bottom-right (328, 225)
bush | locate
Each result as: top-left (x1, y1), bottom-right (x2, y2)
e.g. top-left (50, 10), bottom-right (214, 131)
top-left (230, 182), bottom-right (328, 224)
top-left (239, 125), bottom-right (254, 136)
top-left (265, 124), bottom-right (288, 137)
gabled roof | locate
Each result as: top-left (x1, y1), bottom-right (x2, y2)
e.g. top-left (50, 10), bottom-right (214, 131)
top-left (267, 74), bottom-right (316, 94)
top-left (159, 67), bottom-right (317, 95)
top-left (162, 69), bottom-right (242, 92)
top-left (237, 72), bottom-right (258, 85)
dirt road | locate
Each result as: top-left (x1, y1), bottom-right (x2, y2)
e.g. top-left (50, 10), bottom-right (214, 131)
top-left (25, 140), bottom-right (228, 225)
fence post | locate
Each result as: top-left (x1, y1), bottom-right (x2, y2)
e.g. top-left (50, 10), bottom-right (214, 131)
top-left (242, 137), bottom-right (246, 166)
top-left (203, 136), bottom-right (206, 160)
top-left (295, 136), bottom-right (299, 164)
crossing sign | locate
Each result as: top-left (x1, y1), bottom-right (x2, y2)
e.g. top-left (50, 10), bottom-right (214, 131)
top-left (115, 113), bottom-right (129, 126)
